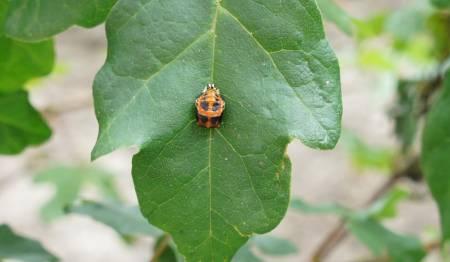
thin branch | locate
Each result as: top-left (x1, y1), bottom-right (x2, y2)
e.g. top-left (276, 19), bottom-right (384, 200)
top-left (150, 234), bottom-right (171, 262)
top-left (311, 157), bottom-right (419, 261)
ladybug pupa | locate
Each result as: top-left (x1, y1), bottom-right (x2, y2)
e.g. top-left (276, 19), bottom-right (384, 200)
top-left (195, 83), bottom-right (225, 128)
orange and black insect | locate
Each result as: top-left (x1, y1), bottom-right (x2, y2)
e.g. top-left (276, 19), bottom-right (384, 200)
top-left (195, 83), bottom-right (225, 128)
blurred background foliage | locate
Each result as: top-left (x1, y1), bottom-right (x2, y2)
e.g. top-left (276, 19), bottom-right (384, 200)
top-left (1, 0), bottom-right (450, 261)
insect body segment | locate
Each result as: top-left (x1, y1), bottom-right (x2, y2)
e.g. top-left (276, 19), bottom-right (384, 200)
top-left (195, 84), bottom-right (225, 128)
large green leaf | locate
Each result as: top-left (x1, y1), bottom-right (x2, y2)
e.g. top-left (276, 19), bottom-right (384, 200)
top-left (0, 225), bottom-right (58, 262)
top-left (422, 70), bottom-right (450, 243)
top-left (0, 91), bottom-right (51, 154)
top-left (93, 0), bottom-right (341, 260)
top-left (4, 0), bottom-right (118, 42)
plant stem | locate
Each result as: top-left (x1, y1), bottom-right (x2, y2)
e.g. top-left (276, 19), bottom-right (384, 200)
top-left (311, 158), bottom-right (419, 261)
top-left (150, 234), bottom-right (171, 262)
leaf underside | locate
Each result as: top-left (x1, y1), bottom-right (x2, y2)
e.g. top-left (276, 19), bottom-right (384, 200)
top-left (93, 0), bottom-right (342, 260)
top-left (422, 70), bottom-right (450, 243)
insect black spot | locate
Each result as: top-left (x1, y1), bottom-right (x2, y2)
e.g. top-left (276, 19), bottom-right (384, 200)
top-left (212, 102), bottom-right (220, 112)
top-left (198, 115), bottom-right (209, 123)
top-left (210, 116), bottom-right (222, 125)
top-left (200, 101), bottom-right (208, 110)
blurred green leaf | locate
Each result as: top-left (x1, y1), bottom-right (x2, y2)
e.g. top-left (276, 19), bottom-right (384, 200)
top-left (357, 48), bottom-right (396, 71)
top-left (0, 224), bottom-right (58, 262)
top-left (35, 166), bottom-right (120, 222)
top-left (252, 235), bottom-right (298, 256)
top-left (232, 244), bottom-right (261, 262)
top-left (427, 13), bottom-right (450, 60)
top-left (348, 218), bottom-right (426, 262)
top-left (431, 0), bottom-right (450, 8)
top-left (290, 198), bottom-right (350, 217)
top-left (0, 2), bottom-right (55, 92)
top-left (0, 91), bottom-right (51, 154)
top-left (390, 80), bottom-right (420, 152)
top-left (422, 70), bottom-right (450, 243)
top-left (341, 131), bottom-right (395, 171)
top-left (0, 2), bottom-right (53, 154)
top-left (354, 13), bottom-right (387, 40)
top-left (68, 201), bottom-right (162, 237)
top-left (316, 0), bottom-right (354, 35)
top-left (0, 37), bottom-right (55, 92)
top-left (291, 191), bottom-right (424, 261)
top-left (232, 234), bottom-right (297, 261)
top-left (35, 167), bottom-right (84, 221)
top-left (385, 6), bottom-right (428, 42)
top-left (360, 187), bottom-right (409, 220)
top-left (83, 168), bottom-right (121, 202)
top-left (291, 188), bottom-right (408, 221)
top-left (4, 0), bottom-right (118, 42)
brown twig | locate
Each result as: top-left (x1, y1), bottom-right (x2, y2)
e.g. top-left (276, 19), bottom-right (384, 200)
top-left (311, 158), bottom-right (419, 262)
top-left (424, 240), bottom-right (441, 253)
top-left (150, 234), bottom-right (171, 262)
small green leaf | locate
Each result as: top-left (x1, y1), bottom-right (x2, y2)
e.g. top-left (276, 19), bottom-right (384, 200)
top-left (4, 0), bottom-right (118, 42)
top-left (422, 70), bottom-right (450, 243)
top-left (0, 91), bottom-right (51, 154)
top-left (252, 235), bottom-right (297, 256)
top-left (360, 187), bottom-right (409, 220)
top-left (341, 131), bottom-right (395, 171)
top-left (68, 201), bottom-right (162, 237)
top-left (35, 166), bottom-right (120, 221)
top-left (385, 6), bottom-right (427, 41)
top-left (232, 244), bottom-right (261, 262)
top-left (348, 218), bottom-right (426, 262)
top-left (290, 198), bottom-right (350, 217)
top-left (316, 0), bottom-right (354, 35)
top-left (431, 0), bottom-right (450, 8)
top-left (292, 196), bottom-right (424, 261)
top-left (0, 224), bottom-right (58, 262)
top-left (390, 81), bottom-right (420, 152)
top-left (93, 0), bottom-right (342, 260)
top-left (357, 48), bottom-right (396, 71)
top-left (35, 167), bottom-right (84, 221)
top-left (353, 13), bottom-right (387, 41)
top-left (232, 234), bottom-right (297, 261)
